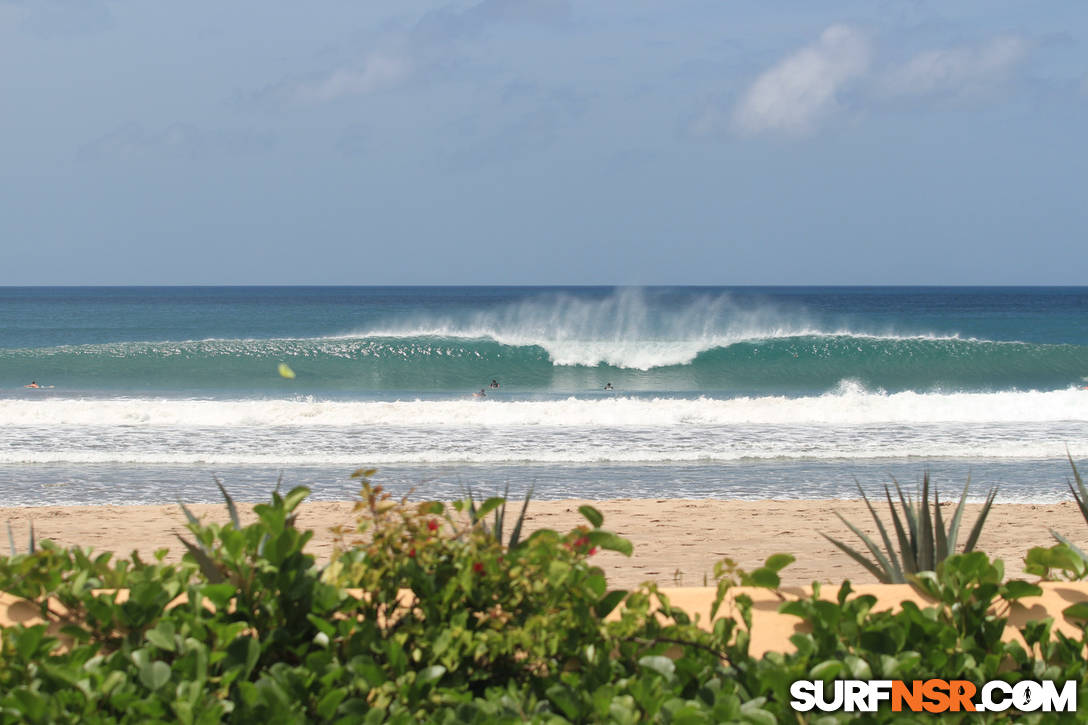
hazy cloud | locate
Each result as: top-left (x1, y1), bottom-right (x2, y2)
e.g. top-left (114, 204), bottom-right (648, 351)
top-left (882, 36), bottom-right (1029, 99)
top-left (249, 0), bottom-right (571, 108)
top-left (0, 0), bottom-right (112, 36)
top-left (289, 53), bottom-right (411, 104)
top-left (77, 124), bottom-right (274, 163)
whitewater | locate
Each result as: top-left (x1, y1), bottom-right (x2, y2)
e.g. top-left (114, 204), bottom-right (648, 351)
top-left (3, 386), bottom-right (1087, 427)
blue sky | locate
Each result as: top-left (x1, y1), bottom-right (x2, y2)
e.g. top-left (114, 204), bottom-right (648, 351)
top-left (1, 0), bottom-right (1085, 284)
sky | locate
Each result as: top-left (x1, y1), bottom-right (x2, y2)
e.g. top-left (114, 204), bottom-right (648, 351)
top-left (1, 0), bottom-right (1086, 285)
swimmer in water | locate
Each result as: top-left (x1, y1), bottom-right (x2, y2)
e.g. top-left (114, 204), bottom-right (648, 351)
top-left (489, 379), bottom-right (500, 389)
top-left (604, 382), bottom-right (614, 391)
top-left (25, 381), bottom-right (40, 389)
top-left (474, 389), bottom-right (487, 398)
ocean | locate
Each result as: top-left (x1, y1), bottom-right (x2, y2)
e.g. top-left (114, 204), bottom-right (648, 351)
top-left (1, 286), bottom-right (1086, 505)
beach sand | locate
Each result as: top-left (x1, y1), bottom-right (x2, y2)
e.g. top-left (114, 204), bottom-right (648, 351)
top-left (1, 500), bottom-right (1083, 588)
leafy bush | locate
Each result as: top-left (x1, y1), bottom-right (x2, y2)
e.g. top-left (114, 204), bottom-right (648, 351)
top-left (823, 473), bottom-right (997, 583)
top-left (0, 472), bottom-right (781, 722)
top-left (1, 470), bottom-right (1087, 723)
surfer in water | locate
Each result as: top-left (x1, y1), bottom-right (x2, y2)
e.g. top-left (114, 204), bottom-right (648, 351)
top-left (474, 389), bottom-right (487, 398)
top-left (604, 382), bottom-right (614, 391)
top-left (489, 379), bottom-right (500, 389)
top-left (25, 381), bottom-right (40, 389)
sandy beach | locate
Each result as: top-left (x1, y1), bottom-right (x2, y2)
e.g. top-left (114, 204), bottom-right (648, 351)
top-left (2, 499), bottom-right (1083, 588)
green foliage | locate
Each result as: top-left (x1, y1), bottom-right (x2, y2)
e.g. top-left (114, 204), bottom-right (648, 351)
top-left (1025, 542), bottom-right (1088, 581)
top-left (823, 473), bottom-right (998, 583)
top-left (0, 472), bottom-right (777, 722)
top-left (776, 553), bottom-right (1088, 723)
top-left (2, 470), bottom-right (1087, 723)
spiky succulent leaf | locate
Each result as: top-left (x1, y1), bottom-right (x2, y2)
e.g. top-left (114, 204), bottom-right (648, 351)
top-left (855, 482), bottom-right (903, 582)
top-left (946, 477), bottom-right (971, 556)
top-left (178, 501), bottom-right (201, 527)
top-left (176, 535), bottom-right (225, 583)
top-left (507, 484), bottom-right (534, 549)
top-left (1066, 455), bottom-right (1088, 527)
top-left (884, 486), bottom-right (917, 575)
top-left (214, 476), bottom-right (240, 529)
top-left (820, 533), bottom-right (895, 584)
top-left (962, 487), bottom-right (998, 553)
top-left (494, 482), bottom-right (509, 543)
top-left (934, 490), bottom-right (949, 562)
top-left (918, 473), bottom-right (934, 572)
top-left (894, 480), bottom-right (920, 562)
top-left (830, 512), bottom-right (902, 583)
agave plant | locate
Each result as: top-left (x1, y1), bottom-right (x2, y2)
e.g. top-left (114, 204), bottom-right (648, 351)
top-left (5, 520), bottom-right (35, 557)
top-left (1049, 456), bottom-right (1088, 562)
top-left (823, 473), bottom-right (997, 584)
top-left (460, 482), bottom-right (535, 549)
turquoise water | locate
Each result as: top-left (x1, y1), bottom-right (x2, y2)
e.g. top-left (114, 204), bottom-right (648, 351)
top-left (1, 286), bottom-right (1086, 504)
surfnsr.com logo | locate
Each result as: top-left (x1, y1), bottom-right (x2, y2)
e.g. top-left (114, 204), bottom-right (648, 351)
top-left (790, 679), bottom-right (1078, 714)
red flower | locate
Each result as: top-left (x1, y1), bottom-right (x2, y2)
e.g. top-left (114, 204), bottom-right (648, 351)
top-left (473, 562), bottom-right (484, 574)
top-left (408, 548), bottom-right (416, 558)
top-left (427, 519), bottom-right (439, 532)
top-left (573, 536), bottom-right (589, 549)
top-left (588, 547), bottom-right (597, 556)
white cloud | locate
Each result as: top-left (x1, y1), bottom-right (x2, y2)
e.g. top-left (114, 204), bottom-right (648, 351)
top-left (732, 25), bottom-right (870, 136)
top-left (291, 53), bottom-right (411, 104)
top-left (882, 36), bottom-right (1029, 99)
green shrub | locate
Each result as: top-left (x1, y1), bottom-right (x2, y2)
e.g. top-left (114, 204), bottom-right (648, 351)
top-left (0, 472), bottom-right (780, 723)
top-left (1, 470), bottom-right (1087, 723)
